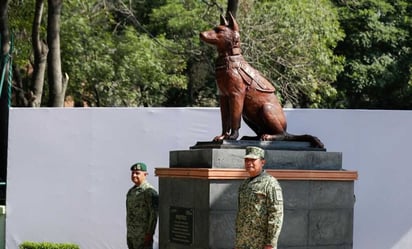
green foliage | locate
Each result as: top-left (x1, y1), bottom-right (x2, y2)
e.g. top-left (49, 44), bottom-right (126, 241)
top-left (146, 0), bottom-right (345, 108)
top-left (149, 0), bottom-right (223, 39)
top-left (148, 0), bottom-right (226, 106)
top-left (123, 0), bottom-right (166, 27)
top-left (105, 28), bottom-right (187, 106)
top-left (19, 241), bottom-right (80, 249)
top-left (61, 0), bottom-right (187, 106)
top-left (238, 0), bottom-right (345, 108)
top-left (60, 0), bottom-right (115, 106)
top-left (9, 0), bottom-right (411, 108)
top-left (8, 0), bottom-right (39, 67)
top-left (333, 0), bottom-right (412, 109)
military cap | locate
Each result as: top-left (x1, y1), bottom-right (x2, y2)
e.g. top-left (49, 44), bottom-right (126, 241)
top-left (130, 162), bottom-right (147, 172)
top-left (244, 146), bottom-right (265, 159)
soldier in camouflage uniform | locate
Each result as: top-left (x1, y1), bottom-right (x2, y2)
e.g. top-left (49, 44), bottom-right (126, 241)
top-left (235, 146), bottom-right (284, 249)
top-left (126, 162), bottom-right (159, 249)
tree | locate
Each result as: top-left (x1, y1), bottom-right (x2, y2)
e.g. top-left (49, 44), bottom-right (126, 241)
top-left (333, 0), bottom-right (412, 109)
top-left (122, 0), bottom-right (344, 108)
top-left (0, 0), bottom-right (11, 182)
top-left (31, 0), bottom-right (48, 107)
top-left (7, 0), bottom-right (368, 108)
top-left (8, 0), bottom-right (68, 107)
top-left (7, 0), bottom-right (35, 106)
top-left (148, 0), bottom-right (227, 106)
top-left (47, 0), bottom-right (68, 107)
top-left (59, 0), bottom-right (115, 106)
top-left (59, 0), bottom-right (188, 107)
top-left (102, 28), bottom-right (187, 106)
top-left (236, 0), bottom-right (344, 107)
top-left (227, 0), bottom-right (239, 17)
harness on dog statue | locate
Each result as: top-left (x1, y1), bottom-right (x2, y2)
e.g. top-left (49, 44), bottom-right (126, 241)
top-left (215, 55), bottom-right (275, 94)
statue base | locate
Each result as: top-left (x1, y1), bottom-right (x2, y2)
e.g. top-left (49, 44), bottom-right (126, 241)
top-left (172, 141), bottom-right (340, 170)
top-left (156, 141), bottom-right (357, 249)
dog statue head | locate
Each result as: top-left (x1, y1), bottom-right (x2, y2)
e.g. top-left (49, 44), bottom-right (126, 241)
top-left (200, 12), bottom-right (241, 56)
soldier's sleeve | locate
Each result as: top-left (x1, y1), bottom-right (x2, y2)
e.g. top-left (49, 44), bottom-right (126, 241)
top-left (266, 181), bottom-right (284, 246)
top-left (125, 188), bottom-right (132, 226)
top-left (146, 188), bottom-right (159, 235)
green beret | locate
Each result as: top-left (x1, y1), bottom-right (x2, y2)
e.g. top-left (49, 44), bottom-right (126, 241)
top-left (244, 146), bottom-right (265, 159)
top-left (130, 162), bottom-right (147, 172)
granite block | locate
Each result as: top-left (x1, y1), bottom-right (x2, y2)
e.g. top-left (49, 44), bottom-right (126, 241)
top-left (308, 209), bottom-right (354, 246)
top-left (209, 181), bottom-right (241, 210)
top-left (279, 209), bottom-right (309, 246)
top-left (281, 181), bottom-right (310, 209)
top-left (170, 149), bottom-right (342, 170)
top-left (209, 211), bottom-right (236, 248)
top-left (170, 149), bottom-right (243, 168)
top-left (265, 150), bottom-right (342, 170)
top-left (309, 181), bottom-right (355, 209)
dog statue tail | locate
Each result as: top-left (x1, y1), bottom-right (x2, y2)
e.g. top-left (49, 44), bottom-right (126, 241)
top-left (242, 133), bottom-right (324, 148)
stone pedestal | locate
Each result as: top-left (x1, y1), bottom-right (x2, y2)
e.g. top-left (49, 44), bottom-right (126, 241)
top-left (155, 141), bottom-right (357, 249)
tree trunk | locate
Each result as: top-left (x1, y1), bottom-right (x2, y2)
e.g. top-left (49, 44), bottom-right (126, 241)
top-left (227, 0), bottom-right (239, 17)
top-left (12, 64), bottom-right (28, 106)
top-left (31, 0), bottom-right (48, 107)
top-left (47, 0), bottom-right (68, 107)
top-left (0, 0), bottom-right (10, 182)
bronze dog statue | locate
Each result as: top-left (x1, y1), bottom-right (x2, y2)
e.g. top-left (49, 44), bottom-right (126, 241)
top-left (200, 13), bottom-right (324, 148)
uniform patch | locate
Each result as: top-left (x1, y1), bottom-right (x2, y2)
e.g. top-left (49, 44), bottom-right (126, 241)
top-left (275, 187), bottom-right (283, 201)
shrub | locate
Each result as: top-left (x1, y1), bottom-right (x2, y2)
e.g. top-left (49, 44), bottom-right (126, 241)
top-left (19, 241), bottom-right (80, 249)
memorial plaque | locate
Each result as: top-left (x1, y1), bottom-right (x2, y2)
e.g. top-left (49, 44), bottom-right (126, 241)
top-left (169, 206), bottom-right (194, 245)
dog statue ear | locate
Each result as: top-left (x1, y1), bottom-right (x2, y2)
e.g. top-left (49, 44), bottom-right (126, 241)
top-left (220, 14), bottom-right (228, 26)
top-left (227, 11), bottom-right (239, 32)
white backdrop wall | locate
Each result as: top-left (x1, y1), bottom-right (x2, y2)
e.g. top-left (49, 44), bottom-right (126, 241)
top-left (6, 108), bottom-right (412, 249)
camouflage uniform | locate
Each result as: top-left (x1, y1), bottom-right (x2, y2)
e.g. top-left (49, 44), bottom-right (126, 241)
top-left (235, 170), bottom-right (284, 249)
top-left (126, 181), bottom-right (159, 249)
